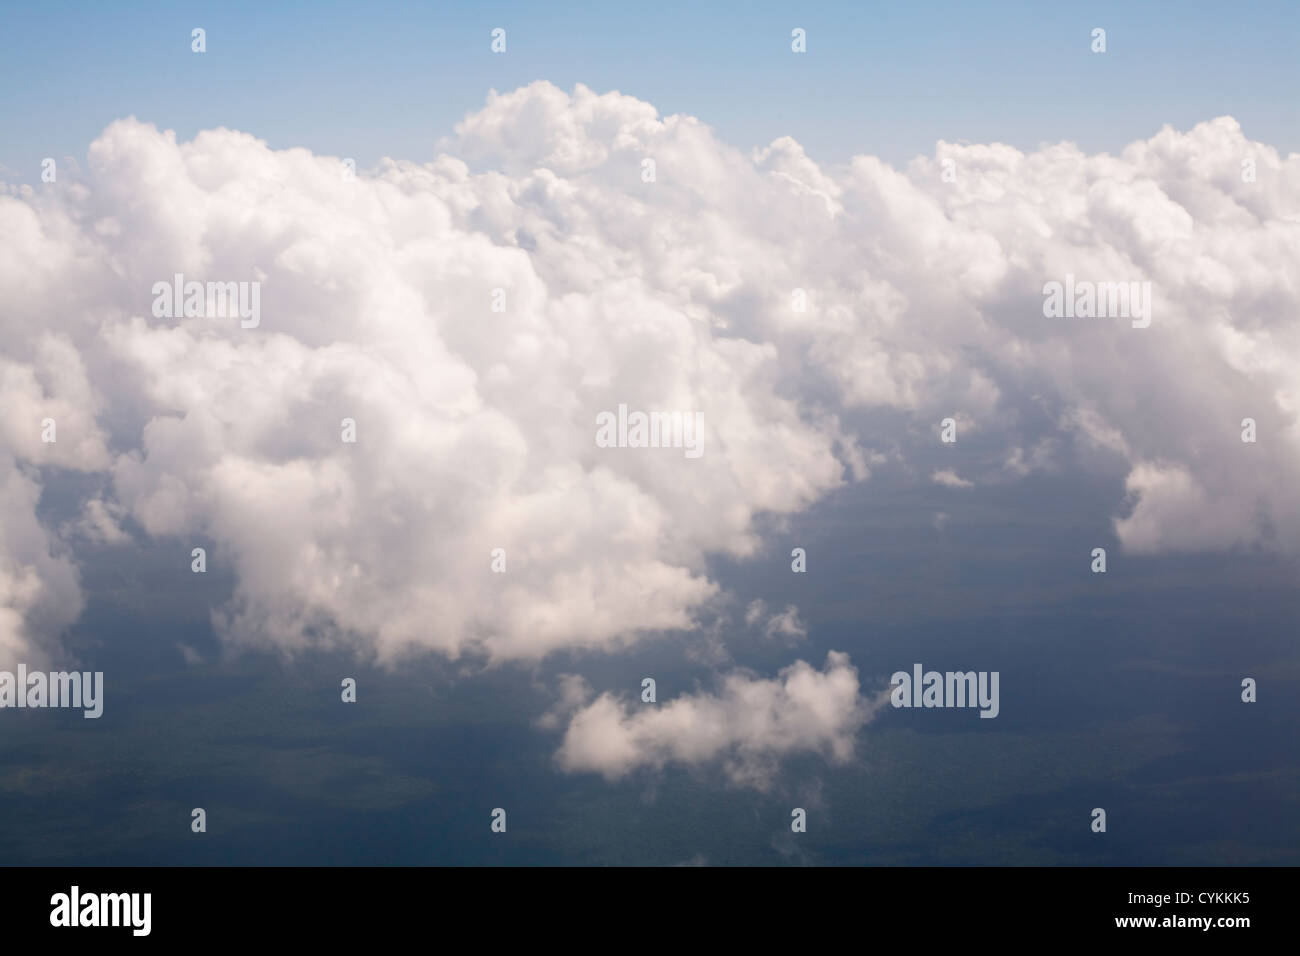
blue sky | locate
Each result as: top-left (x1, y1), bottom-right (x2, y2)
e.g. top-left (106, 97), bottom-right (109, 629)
top-left (2, 0), bottom-right (1297, 178)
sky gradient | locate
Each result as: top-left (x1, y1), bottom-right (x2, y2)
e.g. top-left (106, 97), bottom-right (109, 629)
top-left (2, 0), bottom-right (1298, 177)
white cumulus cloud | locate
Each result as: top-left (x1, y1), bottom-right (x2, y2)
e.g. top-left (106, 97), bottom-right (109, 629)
top-left (555, 651), bottom-right (883, 788)
top-left (0, 82), bottom-right (1297, 670)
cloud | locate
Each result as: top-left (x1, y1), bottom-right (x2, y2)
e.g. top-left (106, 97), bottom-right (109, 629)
top-left (744, 599), bottom-right (807, 643)
top-left (0, 328), bottom-right (109, 668)
top-left (554, 651), bottom-right (883, 788)
top-left (176, 642), bottom-right (203, 666)
top-left (0, 83), bottom-right (1297, 668)
top-left (0, 462), bottom-right (85, 669)
top-left (70, 496), bottom-right (130, 545)
top-left (931, 468), bottom-right (974, 489)
top-left (535, 672), bottom-right (593, 731)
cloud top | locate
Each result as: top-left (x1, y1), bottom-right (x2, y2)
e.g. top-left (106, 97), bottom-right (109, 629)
top-left (1, 82), bottom-right (1297, 669)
